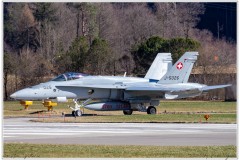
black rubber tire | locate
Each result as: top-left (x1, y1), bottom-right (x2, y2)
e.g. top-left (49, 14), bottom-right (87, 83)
top-left (72, 111), bottom-right (75, 116)
top-left (75, 110), bottom-right (82, 117)
top-left (147, 106), bottom-right (157, 114)
top-left (123, 110), bottom-right (133, 115)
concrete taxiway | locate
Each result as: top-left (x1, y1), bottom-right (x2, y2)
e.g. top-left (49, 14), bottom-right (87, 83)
top-left (3, 118), bottom-right (236, 146)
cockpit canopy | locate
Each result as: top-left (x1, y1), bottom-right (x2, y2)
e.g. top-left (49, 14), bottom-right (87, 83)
top-left (51, 72), bottom-right (89, 81)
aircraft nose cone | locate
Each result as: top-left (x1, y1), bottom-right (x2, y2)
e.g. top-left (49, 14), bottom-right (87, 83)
top-left (10, 93), bottom-right (17, 99)
top-left (9, 88), bottom-right (40, 100)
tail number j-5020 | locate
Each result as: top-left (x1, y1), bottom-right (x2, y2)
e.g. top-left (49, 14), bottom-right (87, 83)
top-left (164, 76), bottom-right (179, 80)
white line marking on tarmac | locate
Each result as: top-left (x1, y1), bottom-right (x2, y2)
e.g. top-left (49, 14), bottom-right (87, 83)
top-left (4, 131), bottom-right (136, 134)
top-left (4, 136), bottom-right (16, 138)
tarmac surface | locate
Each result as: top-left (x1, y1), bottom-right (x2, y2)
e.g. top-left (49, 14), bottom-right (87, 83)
top-left (3, 118), bottom-right (236, 146)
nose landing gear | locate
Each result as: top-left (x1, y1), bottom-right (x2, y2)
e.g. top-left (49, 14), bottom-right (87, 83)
top-left (72, 110), bottom-right (82, 117)
top-left (68, 98), bottom-right (92, 117)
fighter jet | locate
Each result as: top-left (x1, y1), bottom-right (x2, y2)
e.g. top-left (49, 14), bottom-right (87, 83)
top-left (10, 52), bottom-right (231, 116)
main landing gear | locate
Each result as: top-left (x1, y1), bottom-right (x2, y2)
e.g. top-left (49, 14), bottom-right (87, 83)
top-left (122, 105), bottom-right (157, 115)
top-left (123, 110), bottom-right (133, 115)
top-left (147, 106), bottom-right (157, 114)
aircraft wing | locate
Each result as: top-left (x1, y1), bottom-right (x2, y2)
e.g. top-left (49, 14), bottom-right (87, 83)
top-left (126, 84), bottom-right (231, 100)
top-left (126, 86), bottom-right (202, 95)
top-left (201, 84), bottom-right (232, 91)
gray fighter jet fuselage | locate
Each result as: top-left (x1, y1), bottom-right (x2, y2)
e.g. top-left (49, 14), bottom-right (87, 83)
top-left (12, 76), bottom-right (151, 100)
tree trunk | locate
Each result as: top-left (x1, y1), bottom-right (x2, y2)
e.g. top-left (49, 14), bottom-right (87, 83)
top-left (4, 71), bottom-right (8, 100)
top-left (76, 11), bottom-right (80, 38)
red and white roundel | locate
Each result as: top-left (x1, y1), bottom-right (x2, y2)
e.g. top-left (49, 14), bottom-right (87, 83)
top-left (176, 62), bottom-right (183, 70)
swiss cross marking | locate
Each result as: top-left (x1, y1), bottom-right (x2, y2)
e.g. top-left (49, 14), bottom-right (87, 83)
top-left (176, 62), bottom-right (183, 70)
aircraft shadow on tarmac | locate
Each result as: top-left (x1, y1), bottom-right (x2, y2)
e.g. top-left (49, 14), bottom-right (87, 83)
top-left (64, 113), bottom-right (98, 117)
top-left (29, 110), bottom-right (98, 117)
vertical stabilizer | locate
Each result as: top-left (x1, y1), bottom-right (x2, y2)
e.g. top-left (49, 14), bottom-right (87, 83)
top-left (158, 52), bottom-right (199, 84)
top-left (144, 53), bottom-right (172, 80)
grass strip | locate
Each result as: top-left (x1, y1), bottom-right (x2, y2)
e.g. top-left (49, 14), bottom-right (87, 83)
top-left (4, 143), bottom-right (236, 158)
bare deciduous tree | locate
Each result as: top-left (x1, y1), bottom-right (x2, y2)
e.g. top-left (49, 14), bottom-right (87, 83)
top-left (177, 3), bottom-right (205, 39)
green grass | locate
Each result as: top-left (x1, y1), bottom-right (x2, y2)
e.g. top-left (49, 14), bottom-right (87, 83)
top-left (160, 101), bottom-right (236, 113)
top-left (4, 100), bottom-right (236, 123)
top-left (4, 143), bottom-right (236, 158)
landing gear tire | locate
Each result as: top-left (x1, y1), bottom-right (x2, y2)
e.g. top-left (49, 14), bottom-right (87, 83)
top-left (147, 106), bottom-right (157, 114)
top-left (75, 110), bottom-right (82, 117)
top-left (123, 110), bottom-right (133, 115)
top-left (72, 111), bottom-right (75, 116)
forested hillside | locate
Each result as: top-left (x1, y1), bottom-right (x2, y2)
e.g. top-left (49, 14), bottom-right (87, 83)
top-left (4, 3), bottom-right (236, 100)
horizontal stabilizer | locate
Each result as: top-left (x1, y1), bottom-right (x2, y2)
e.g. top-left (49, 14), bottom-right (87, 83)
top-left (202, 84), bottom-right (231, 91)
